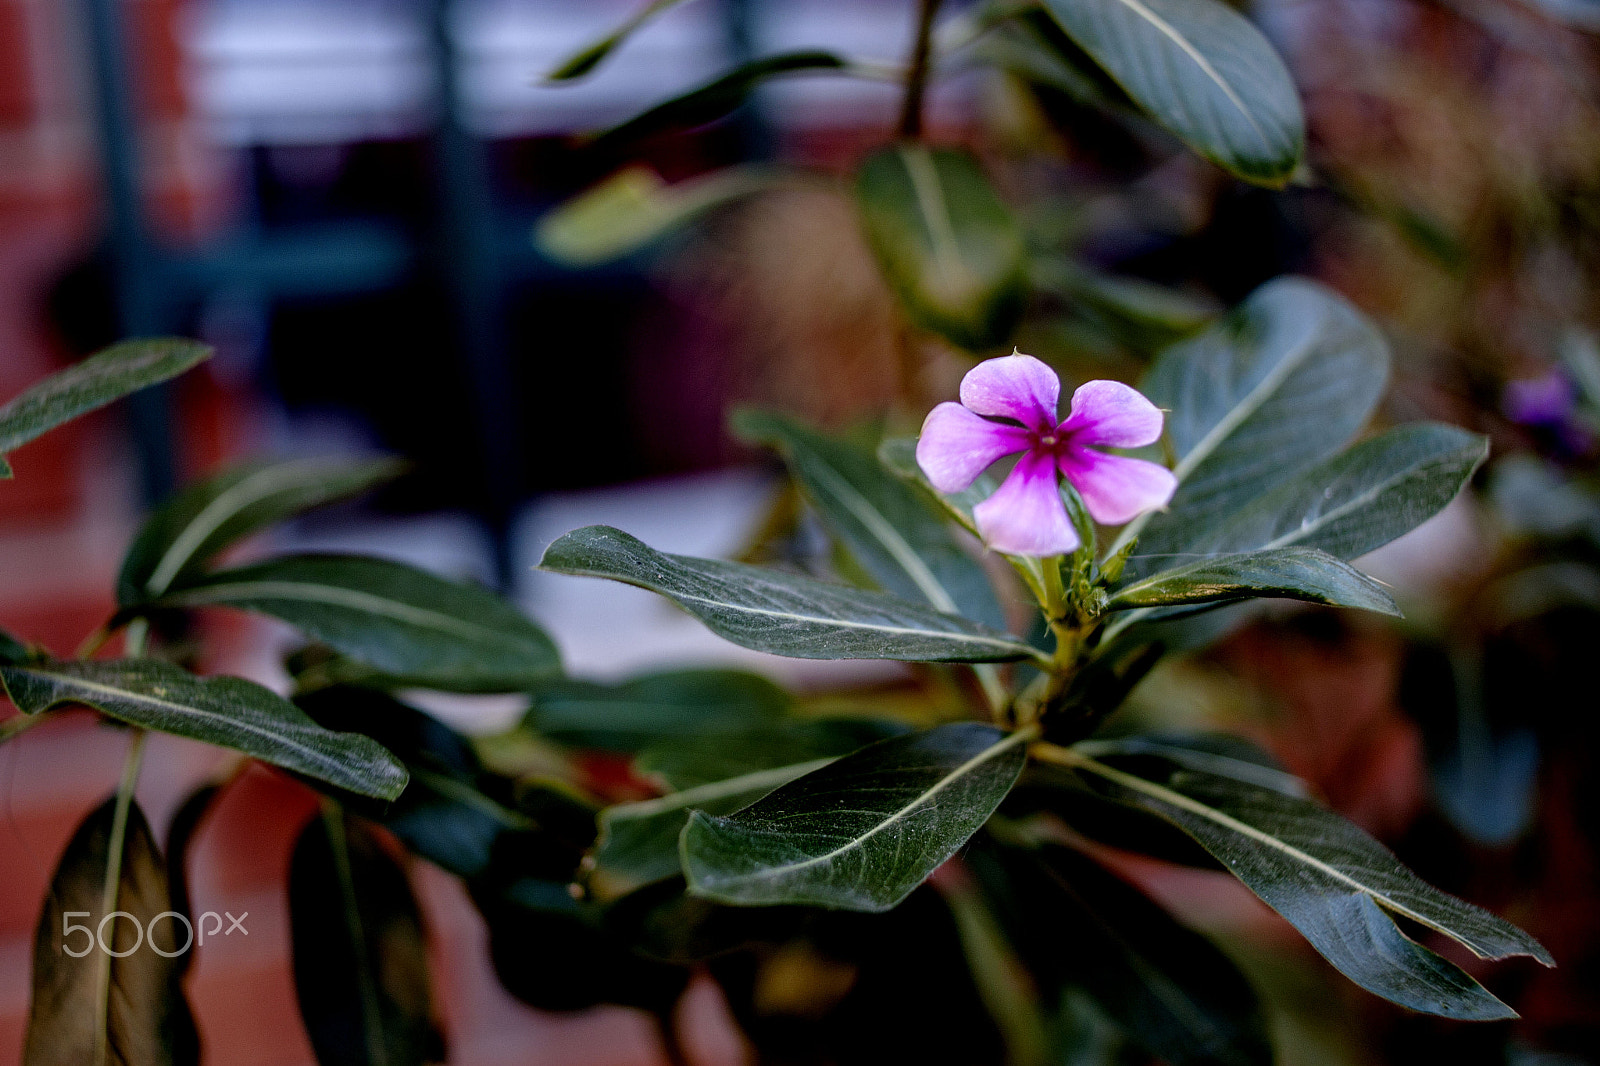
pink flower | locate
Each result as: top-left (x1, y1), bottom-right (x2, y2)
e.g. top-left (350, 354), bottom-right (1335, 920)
top-left (915, 354), bottom-right (1177, 556)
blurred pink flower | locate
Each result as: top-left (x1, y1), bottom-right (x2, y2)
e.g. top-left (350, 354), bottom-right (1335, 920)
top-left (916, 353), bottom-right (1176, 556)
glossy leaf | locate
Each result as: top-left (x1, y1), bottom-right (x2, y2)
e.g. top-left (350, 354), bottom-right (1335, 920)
top-left (682, 723), bottom-right (1032, 911)
top-left (977, 842), bottom-right (1271, 1066)
top-left (732, 409), bottom-right (1004, 629)
top-left (0, 339), bottom-right (212, 477)
top-left (1053, 747), bottom-right (1553, 1019)
top-left (24, 799), bottom-right (199, 1066)
top-left (1119, 278), bottom-right (1390, 569)
top-left (597, 758), bottom-right (835, 893)
top-left (155, 554), bottom-right (560, 692)
top-left (0, 659), bottom-right (407, 800)
top-left (1147, 423), bottom-right (1488, 568)
top-left (979, 12), bottom-right (1138, 114)
top-left (118, 456), bottom-right (405, 603)
top-left (539, 525), bottom-right (1040, 663)
top-left (595, 51), bottom-right (849, 146)
top-left (546, 0), bottom-right (695, 80)
top-left (1040, 0), bottom-right (1303, 184)
top-left (536, 166), bottom-right (775, 266)
top-left (856, 145), bottom-right (1028, 351)
top-left (290, 810), bottom-right (446, 1066)
top-left (528, 668), bottom-right (790, 751)
top-left (1106, 547), bottom-right (1399, 615)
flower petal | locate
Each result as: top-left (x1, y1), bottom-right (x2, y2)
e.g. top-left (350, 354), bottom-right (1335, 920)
top-left (916, 403), bottom-right (1031, 493)
top-left (1059, 379), bottom-right (1166, 448)
top-left (1059, 448), bottom-right (1177, 526)
top-left (959, 354), bottom-right (1060, 433)
top-left (973, 449), bottom-right (1081, 556)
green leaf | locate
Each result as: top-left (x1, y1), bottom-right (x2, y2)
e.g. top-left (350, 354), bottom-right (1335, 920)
top-left (527, 668), bottom-right (791, 752)
top-left (546, 0), bottom-right (695, 80)
top-left (0, 339), bottom-right (212, 477)
top-left (856, 145), bottom-right (1029, 351)
top-left (975, 842), bottom-right (1271, 1066)
top-left (1106, 547), bottom-right (1399, 615)
top-left (535, 165), bottom-right (776, 267)
top-left (0, 625), bottom-right (28, 665)
top-left (290, 809), bottom-right (446, 1066)
top-left (1117, 278), bottom-right (1391, 570)
top-left (1032, 257), bottom-right (1217, 351)
top-left (539, 526), bottom-right (1040, 663)
top-left (297, 685), bottom-right (591, 882)
top-left (24, 799), bottom-right (199, 1066)
top-left (1039, 0), bottom-right (1304, 185)
top-left (732, 409), bottom-right (1005, 629)
top-left (979, 12), bottom-right (1139, 115)
top-left (682, 723), bottom-right (1032, 911)
top-left (153, 553), bottom-right (560, 692)
top-left (639, 716), bottom-right (907, 789)
top-left (118, 456), bottom-right (405, 604)
top-left (595, 51), bottom-right (850, 146)
top-left (1149, 423), bottom-right (1488, 566)
top-left (1051, 746), bottom-right (1553, 1019)
top-left (0, 659), bottom-right (408, 799)
top-left (597, 758), bottom-right (836, 894)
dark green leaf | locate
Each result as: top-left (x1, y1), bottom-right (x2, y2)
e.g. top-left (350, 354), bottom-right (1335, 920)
top-left (1032, 257), bottom-right (1217, 350)
top-left (979, 12), bottom-right (1139, 114)
top-left (473, 884), bottom-right (688, 1013)
top-left (546, 0), bottom-right (695, 80)
top-left (597, 758), bottom-right (836, 894)
top-left (0, 339), bottom-right (212, 476)
top-left (535, 165), bottom-right (775, 266)
top-left (290, 810), bottom-right (446, 1066)
top-left (1040, 0), bottom-right (1303, 185)
top-left (527, 668), bottom-right (791, 751)
top-left (1106, 547), bottom-right (1399, 615)
top-left (154, 554), bottom-right (560, 692)
top-left (1052, 746), bottom-right (1553, 1019)
top-left (595, 51), bottom-right (850, 146)
top-left (297, 686), bottom-right (586, 882)
top-left (1150, 423), bottom-right (1488, 566)
top-left (538, 526), bottom-right (1040, 663)
top-left (0, 625), bottom-right (28, 665)
top-left (0, 659), bottom-right (407, 800)
top-left (975, 842), bottom-right (1271, 1066)
top-left (24, 799), bottom-right (199, 1066)
top-left (1120, 278), bottom-right (1391, 572)
top-left (639, 716), bottom-right (907, 789)
top-left (856, 145), bottom-right (1028, 351)
top-left (732, 409), bottom-right (1004, 629)
top-left (682, 723), bottom-right (1032, 910)
top-left (118, 456), bottom-right (405, 604)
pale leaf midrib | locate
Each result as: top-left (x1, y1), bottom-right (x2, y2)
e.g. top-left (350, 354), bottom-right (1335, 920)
top-left (699, 729), bottom-right (1031, 883)
top-left (555, 562), bottom-right (1028, 656)
top-left (19, 669), bottom-right (368, 784)
top-left (1063, 749), bottom-right (1519, 960)
top-left (1106, 0), bottom-right (1270, 150)
top-left (146, 462), bottom-right (345, 595)
top-left (606, 757), bottom-right (836, 822)
top-left (164, 578), bottom-right (531, 651)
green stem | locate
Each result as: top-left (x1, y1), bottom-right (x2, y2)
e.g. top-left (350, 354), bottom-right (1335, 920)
top-left (323, 800), bottom-right (389, 1066)
top-left (122, 617), bottom-right (149, 659)
top-left (0, 709), bottom-right (51, 745)
top-left (898, 0), bottom-right (944, 138)
top-left (93, 728), bottom-right (148, 1066)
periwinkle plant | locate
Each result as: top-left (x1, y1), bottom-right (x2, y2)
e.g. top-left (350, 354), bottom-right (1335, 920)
top-left (0, 0), bottom-right (1565, 1063)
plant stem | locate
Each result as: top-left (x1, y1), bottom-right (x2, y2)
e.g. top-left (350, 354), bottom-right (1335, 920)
top-left (898, 0), bottom-right (944, 139)
top-left (0, 709), bottom-right (51, 745)
top-left (323, 800), bottom-right (391, 1066)
top-left (93, 728), bottom-right (148, 1066)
